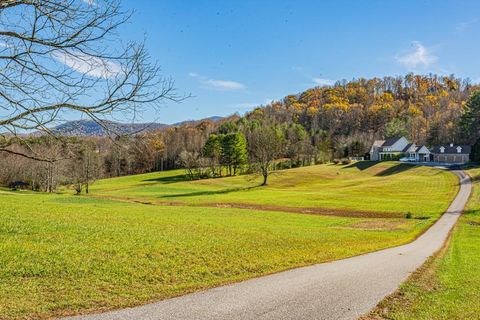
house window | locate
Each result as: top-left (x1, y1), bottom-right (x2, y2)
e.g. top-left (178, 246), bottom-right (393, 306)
top-left (457, 146), bottom-right (462, 153)
top-left (440, 146), bottom-right (445, 153)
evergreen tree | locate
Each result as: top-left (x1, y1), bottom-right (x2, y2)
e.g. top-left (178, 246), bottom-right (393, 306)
top-left (203, 134), bottom-right (223, 176)
top-left (472, 139), bottom-right (480, 162)
top-left (221, 133), bottom-right (247, 176)
top-left (384, 118), bottom-right (408, 139)
top-left (460, 90), bottom-right (480, 144)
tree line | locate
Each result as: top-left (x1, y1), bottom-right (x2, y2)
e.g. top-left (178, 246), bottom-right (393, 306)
top-left (1, 74), bottom-right (480, 191)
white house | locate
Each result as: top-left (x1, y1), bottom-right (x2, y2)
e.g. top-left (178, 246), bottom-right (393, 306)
top-left (370, 138), bottom-right (471, 163)
top-left (413, 145), bottom-right (432, 162)
top-left (369, 136), bottom-right (410, 161)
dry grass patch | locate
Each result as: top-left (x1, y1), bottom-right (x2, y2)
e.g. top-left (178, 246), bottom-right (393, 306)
top-left (204, 202), bottom-right (404, 218)
top-left (342, 220), bottom-right (409, 231)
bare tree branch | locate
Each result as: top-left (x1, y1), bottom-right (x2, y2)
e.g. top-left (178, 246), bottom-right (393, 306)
top-left (0, 0), bottom-right (186, 160)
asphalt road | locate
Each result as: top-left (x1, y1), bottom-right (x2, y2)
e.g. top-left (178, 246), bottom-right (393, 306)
top-left (66, 170), bottom-right (471, 320)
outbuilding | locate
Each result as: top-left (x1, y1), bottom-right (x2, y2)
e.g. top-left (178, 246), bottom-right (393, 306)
top-left (431, 144), bottom-right (471, 163)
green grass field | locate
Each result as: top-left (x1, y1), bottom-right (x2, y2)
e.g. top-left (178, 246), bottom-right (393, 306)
top-left (90, 162), bottom-right (457, 218)
top-left (364, 167), bottom-right (480, 320)
top-left (0, 162), bottom-right (458, 319)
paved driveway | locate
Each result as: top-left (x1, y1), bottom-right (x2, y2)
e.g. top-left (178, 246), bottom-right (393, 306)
top-left (66, 170), bottom-right (471, 320)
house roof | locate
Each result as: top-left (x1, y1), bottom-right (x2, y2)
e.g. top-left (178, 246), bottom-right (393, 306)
top-left (414, 145), bottom-right (431, 154)
top-left (402, 143), bottom-right (416, 153)
top-left (382, 136), bottom-right (403, 147)
top-left (431, 144), bottom-right (471, 154)
top-left (372, 140), bottom-right (385, 148)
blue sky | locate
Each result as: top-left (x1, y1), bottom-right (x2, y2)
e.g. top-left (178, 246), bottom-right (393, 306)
top-left (117, 0), bottom-right (480, 124)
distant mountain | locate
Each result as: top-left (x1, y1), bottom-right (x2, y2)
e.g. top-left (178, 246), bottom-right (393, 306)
top-left (173, 116), bottom-right (225, 127)
top-left (47, 116), bottom-right (224, 137)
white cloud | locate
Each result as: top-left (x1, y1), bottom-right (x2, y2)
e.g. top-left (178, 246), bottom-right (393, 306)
top-left (395, 41), bottom-right (438, 70)
top-left (313, 78), bottom-right (335, 86)
top-left (204, 79), bottom-right (245, 91)
top-left (81, 0), bottom-right (95, 5)
top-left (189, 72), bottom-right (245, 91)
top-left (52, 51), bottom-right (121, 79)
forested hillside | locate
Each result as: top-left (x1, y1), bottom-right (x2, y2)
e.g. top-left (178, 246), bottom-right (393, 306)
top-left (1, 74), bottom-right (479, 191)
top-left (247, 74), bottom-right (474, 146)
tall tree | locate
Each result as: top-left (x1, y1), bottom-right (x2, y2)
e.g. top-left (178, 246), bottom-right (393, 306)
top-left (72, 140), bottom-right (101, 194)
top-left (383, 118), bottom-right (409, 139)
top-left (247, 125), bottom-right (282, 186)
top-left (460, 90), bottom-right (480, 144)
top-left (221, 133), bottom-right (247, 176)
top-left (203, 134), bottom-right (222, 176)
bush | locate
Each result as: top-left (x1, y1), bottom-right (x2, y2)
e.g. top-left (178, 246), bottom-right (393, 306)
top-left (341, 158), bottom-right (351, 165)
top-left (332, 159), bottom-right (340, 164)
top-left (405, 212), bottom-right (413, 219)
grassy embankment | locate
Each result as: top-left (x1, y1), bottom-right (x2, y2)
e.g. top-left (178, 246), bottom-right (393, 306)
top-left (0, 162), bottom-right (458, 319)
top-left (364, 166), bottom-right (480, 320)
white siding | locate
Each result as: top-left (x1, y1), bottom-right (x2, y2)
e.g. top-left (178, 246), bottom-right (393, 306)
top-left (389, 137), bottom-right (409, 152)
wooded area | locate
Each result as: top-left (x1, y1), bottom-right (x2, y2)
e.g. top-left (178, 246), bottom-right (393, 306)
top-left (1, 74), bottom-right (479, 191)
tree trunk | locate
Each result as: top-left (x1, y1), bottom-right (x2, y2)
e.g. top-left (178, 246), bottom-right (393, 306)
top-left (262, 172), bottom-right (268, 186)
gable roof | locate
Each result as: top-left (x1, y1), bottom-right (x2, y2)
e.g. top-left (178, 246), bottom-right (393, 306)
top-left (402, 143), bottom-right (416, 153)
top-left (382, 136), bottom-right (404, 147)
top-left (431, 144), bottom-right (471, 154)
top-left (415, 145), bottom-right (431, 154)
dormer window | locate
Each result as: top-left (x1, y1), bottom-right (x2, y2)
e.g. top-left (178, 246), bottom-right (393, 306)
top-left (457, 146), bottom-right (462, 153)
top-left (440, 146), bottom-right (445, 153)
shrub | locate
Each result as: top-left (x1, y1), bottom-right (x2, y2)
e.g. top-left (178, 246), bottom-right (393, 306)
top-left (333, 159), bottom-right (341, 164)
top-left (341, 158), bottom-right (351, 165)
top-left (405, 212), bottom-right (413, 219)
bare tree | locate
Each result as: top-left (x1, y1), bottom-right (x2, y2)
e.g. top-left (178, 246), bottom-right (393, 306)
top-left (71, 139), bottom-right (101, 194)
top-left (247, 125), bottom-right (283, 186)
top-left (0, 0), bottom-right (182, 160)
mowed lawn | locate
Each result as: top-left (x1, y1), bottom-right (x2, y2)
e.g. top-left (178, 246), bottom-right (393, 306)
top-left (0, 163), bottom-right (458, 319)
top-left (364, 166), bottom-right (480, 320)
top-left (90, 162), bottom-right (458, 218)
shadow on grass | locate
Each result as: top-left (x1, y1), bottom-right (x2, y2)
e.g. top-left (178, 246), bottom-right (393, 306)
top-left (413, 216), bottom-right (430, 220)
top-left (463, 209), bottom-right (479, 216)
top-left (159, 185), bottom-right (261, 199)
top-left (375, 163), bottom-right (415, 177)
top-left (343, 161), bottom-right (378, 171)
top-left (142, 174), bottom-right (189, 184)
top-left (470, 174), bottom-right (480, 183)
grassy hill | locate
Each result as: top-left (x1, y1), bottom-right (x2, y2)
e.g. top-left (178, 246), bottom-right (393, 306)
top-left (91, 162), bottom-right (457, 219)
top-left (0, 162), bottom-right (458, 319)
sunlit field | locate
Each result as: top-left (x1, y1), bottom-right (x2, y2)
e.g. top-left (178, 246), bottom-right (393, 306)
top-left (0, 162), bottom-right (458, 319)
top-left (91, 162), bottom-right (458, 219)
